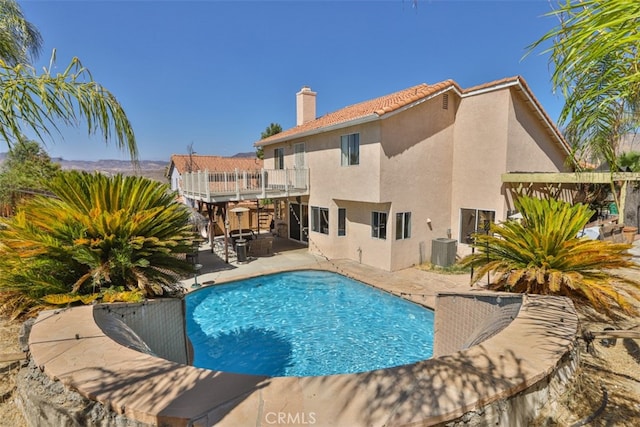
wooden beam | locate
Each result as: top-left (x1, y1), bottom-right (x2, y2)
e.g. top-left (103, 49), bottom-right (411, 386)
top-left (502, 172), bottom-right (640, 184)
top-left (588, 330), bottom-right (640, 339)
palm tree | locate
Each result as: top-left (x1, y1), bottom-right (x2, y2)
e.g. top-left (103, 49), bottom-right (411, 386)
top-left (0, 0), bottom-right (137, 159)
top-left (0, 52), bottom-right (138, 159)
top-left (531, 0), bottom-right (640, 170)
top-left (461, 196), bottom-right (640, 314)
top-left (0, 0), bottom-right (42, 66)
top-left (528, 1), bottom-right (640, 225)
top-left (0, 171), bottom-right (197, 317)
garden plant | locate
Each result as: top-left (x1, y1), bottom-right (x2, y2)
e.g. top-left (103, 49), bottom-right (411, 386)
top-left (462, 196), bottom-right (640, 314)
top-left (0, 171), bottom-right (197, 318)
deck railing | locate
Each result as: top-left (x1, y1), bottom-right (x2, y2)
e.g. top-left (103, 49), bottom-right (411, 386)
top-left (181, 168), bottom-right (309, 202)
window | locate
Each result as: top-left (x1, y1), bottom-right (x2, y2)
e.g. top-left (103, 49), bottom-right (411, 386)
top-left (338, 208), bottom-right (346, 236)
top-left (274, 148), bottom-right (284, 170)
top-left (371, 211), bottom-right (387, 240)
top-left (460, 208), bottom-right (495, 243)
top-left (294, 143), bottom-right (305, 168)
top-left (311, 206), bottom-right (329, 234)
top-left (395, 212), bottom-right (411, 240)
top-left (341, 133), bottom-right (359, 166)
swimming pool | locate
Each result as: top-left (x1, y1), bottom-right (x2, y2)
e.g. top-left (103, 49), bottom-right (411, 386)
top-left (185, 270), bottom-right (434, 377)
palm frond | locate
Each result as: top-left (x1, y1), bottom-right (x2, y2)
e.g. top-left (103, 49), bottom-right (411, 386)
top-left (0, 53), bottom-right (137, 160)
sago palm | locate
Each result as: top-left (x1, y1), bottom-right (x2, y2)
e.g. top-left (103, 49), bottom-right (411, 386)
top-left (0, 171), bottom-right (196, 305)
top-left (461, 196), bottom-right (640, 314)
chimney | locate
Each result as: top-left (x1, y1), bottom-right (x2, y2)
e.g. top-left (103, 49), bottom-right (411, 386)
top-left (296, 86), bottom-right (317, 126)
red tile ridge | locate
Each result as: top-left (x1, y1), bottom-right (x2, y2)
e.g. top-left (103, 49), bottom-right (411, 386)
top-left (257, 80), bottom-right (462, 146)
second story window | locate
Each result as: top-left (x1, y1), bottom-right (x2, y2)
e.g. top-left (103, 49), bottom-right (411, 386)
top-left (341, 133), bottom-right (359, 166)
top-left (274, 148), bottom-right (284, 170)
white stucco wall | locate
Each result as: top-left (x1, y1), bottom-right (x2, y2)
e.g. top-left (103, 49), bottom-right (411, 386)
top-left (170, 167), bottom-right (181, 193)
top-left (451, 87), bottom-right (568, 257)
top-left (303, 124), bottom-right (387, 268)
top-left (378, 94), bottom-right (457, 270)
top-left (263, 85), bottom-right (568, 272)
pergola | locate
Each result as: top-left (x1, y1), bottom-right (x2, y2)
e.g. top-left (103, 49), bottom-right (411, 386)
top-left (502, 171), bottom-right (640, 217)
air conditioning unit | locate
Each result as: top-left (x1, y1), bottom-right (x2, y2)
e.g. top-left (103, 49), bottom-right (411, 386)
top-left (431, 238), bottom-right (457, 267)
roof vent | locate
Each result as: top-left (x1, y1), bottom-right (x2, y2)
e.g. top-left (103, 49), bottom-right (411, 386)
top-left (442, 93), bottom-right (449, 110)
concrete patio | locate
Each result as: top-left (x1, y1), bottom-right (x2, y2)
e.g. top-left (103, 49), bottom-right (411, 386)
top-left (180, 235), bottom-right (474, 309)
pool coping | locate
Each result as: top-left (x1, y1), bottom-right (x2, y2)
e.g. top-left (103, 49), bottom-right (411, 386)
top-left (27, 279), bottom-right (579, 426)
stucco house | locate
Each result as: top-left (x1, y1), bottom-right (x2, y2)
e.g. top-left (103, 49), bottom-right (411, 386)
top-left (253, 77), bottom-right (571, 271)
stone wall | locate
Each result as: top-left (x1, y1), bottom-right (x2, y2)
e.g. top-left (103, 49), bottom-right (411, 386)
top-left (436, 293), bottom-right (580, 426)
top-left (16, 357), bottom-right (149, 427)
top-left (19, 294), bottom-right (580, 427)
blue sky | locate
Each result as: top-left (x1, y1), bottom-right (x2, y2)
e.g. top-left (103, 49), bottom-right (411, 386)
top-left (20, 0), bottom-right (564, 161)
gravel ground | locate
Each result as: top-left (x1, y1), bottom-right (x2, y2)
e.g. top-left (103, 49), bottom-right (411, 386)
top-left (1, 280), bottom-right (639, 426)
top-left (533, 270), bottom-right (640, 426)
top-left (0, 319), bottom-right (26, 427)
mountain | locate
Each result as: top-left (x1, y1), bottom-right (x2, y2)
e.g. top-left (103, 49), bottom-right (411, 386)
top-left (55, 159), bottom-right (170, 182)
top-left (55, 158), bottom-right (168, 171)
top-left (0, 153), bottom-right (169, 182)
top-left (232, 152), bottom-right (258, 158)
top-left (0, 152), bottom-right (255, 182)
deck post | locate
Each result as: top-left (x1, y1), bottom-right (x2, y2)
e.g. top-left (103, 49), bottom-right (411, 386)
top-left (205, 170), bottom-right (210, 200)
top-left (235, 168), bottom-right (240, 200)
top-left (285, 168), bottom-right (290, 197)
top-left (261, 168), bottom-right (267, 199)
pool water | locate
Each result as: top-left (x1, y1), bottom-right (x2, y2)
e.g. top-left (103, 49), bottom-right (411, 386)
top-left (185, 270), bottom-right (434, 377)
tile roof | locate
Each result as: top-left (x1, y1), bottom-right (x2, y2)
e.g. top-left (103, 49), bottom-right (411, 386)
top-left (256, 80), bottom-right (461, 146)
top-left (169, 155), bottom-right (263, 174)
top-left (255, 76), bottom-right (569, 155)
